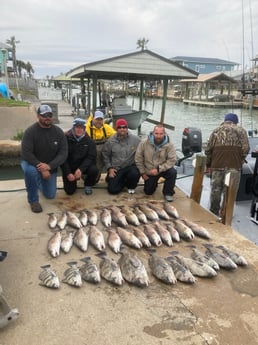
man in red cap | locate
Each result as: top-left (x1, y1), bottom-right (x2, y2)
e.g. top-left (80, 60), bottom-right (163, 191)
top-left (102, 118), bottom-right (141, 194)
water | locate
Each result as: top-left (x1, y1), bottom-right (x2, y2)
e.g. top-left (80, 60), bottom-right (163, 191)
top-left (127, 96), bottom-right (258, 151)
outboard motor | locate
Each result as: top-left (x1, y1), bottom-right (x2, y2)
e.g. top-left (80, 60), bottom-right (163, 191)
top-left (182, 127), bottom-right (202, 156)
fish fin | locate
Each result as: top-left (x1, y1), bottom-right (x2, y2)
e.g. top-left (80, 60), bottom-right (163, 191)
top-left (40, 264), bottom-right (51, 269)
top-left (80, 257), bottom-right (91, 263)
top-left (202, 243), bottom-right (212, 248)
top-left (66, 261), bottom-right (77, 266)
top-left (169, 250), bottom-right (179, 255)
top-left (95, 252), bottom-right (107, 258)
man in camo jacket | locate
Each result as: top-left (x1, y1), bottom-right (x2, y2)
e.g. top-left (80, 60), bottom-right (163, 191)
top-left (205, 113), bottom-right (250, 217)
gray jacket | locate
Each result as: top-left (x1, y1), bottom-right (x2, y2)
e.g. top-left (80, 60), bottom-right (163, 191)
top-left (102, 132), bottom-right (140, 170)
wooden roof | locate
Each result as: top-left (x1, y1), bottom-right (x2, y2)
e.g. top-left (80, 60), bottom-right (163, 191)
top-left (180, 72), bottom-right (237, 83)
top-left (66, 49), bottom-right (198, 81)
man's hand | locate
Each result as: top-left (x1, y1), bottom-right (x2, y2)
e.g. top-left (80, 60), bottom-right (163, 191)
top-left (108, 168), bottom-right (117, 178)
top-left (41, 170), bottom-right (51, 180)
top-left (149, 168), bottom-right (159, 176)
top-left (36, 162), bottom-right (50, 173)
top-left (141, 173), bottom-right (149, 181)
top-left (67, 173), bottom-right (76, 182)
top-left (74, 168), bottom-right (82, 180)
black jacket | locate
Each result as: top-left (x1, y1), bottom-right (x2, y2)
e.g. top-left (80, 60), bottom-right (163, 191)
top-left (61, 129), bottom-right (97, 176)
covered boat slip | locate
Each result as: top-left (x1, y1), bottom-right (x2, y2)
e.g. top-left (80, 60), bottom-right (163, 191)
top-left (0, 176), bottom-right (258, 345)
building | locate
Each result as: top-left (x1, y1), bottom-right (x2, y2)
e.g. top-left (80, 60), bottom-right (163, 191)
top-left (0, 42), bottom-right (13, 78)
top-left (170, 56), bottom-right (239, 74)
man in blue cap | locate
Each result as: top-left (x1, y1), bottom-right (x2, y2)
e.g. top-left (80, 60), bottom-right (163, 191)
top-left (61, 118), bottom-right (99, 195)
top-left (205, 113), bottom-right (250, 217)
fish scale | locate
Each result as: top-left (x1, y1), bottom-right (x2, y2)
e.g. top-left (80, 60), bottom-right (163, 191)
top-left (39, 265), bottom-right (60, 288)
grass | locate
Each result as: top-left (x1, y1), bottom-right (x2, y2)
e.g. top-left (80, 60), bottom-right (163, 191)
top-left (0, 97), bottom-right (30, 107)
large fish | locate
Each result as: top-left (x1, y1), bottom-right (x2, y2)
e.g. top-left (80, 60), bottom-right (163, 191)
top-left (216, 245), bottom-right (248, 266)
top-left (147, 203), bottom-right (170, 220)
top-left (163, 203), bottom-right (179, 219)
top-left (143, 224), bottom-right (162, 247)
top-left (79, 210), bottom-right (88, 227)
top-left (120, 206), bottom-right (140, 226)
top-left (39, 264), bottom-right (60, 288)
top-left (181, 218), bottom-right (211, 240)
top-left (149, 253), bottom-right (177, 284)
top-left (116, 227), bottom-right (142, 249)
top-left (173, 219), bottom-right (195, 241)
top-left (66, 211), bottom-right (82, 229)
top-left (87, 209), bottom-right (98, 225)
top-left (98, 254), bottom-right (124, 286)
top-left (79, 257), bottom-right (101, 284)
top-left (47, 230), bottom-right (62, 258)
top-left (134, 207), bottom-right (148, 224)
top-left (106, 228), bottom-right (122, 254)
top-left (203, 244), bottom-right (238, 270)
top-left (60, 230), bottom-right (74, 254)
top-left (109, 206), bottom-right (128, 227)
top-left (57, 211), bottom-right (67, 230)
top-left (132, 227), bottom-right (152, 248)
top-left (165, 223), bottom-right (180, 242)
top-left (89, 226), bottom-right (106, 252)
top-left (189, 245), bottom-right (220, 271)
top-left (73, 227), bottom-right (89, 252)
top-left (137, 204), bottom-right (159, 221)
top-left (62, 261), bottom-right (82, 287)
top-left (118, 250), bottom-right (149, 287)
top-left (100, 208), bottom-right (112, 228)
top-left (47, 212), bottom-right (58, 229)
top-left (153, 220), bottom-right (173, 246)
top-left (166, 256), bottom-right (196, 284)
top-left (172, 252), bottom-right (217, 278)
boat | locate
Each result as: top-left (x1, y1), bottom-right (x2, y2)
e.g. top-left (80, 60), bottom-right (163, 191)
top-left (111, 97), bottom-right (151, 129)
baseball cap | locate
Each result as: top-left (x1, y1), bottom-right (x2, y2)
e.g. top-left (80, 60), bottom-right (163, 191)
top-left (115, 119), bottom-right (128, 129)
top-left (94, 110), bottom-right (104, 119)
top-left (224, 113), bottom-right (239, 124)
top-left (38, 104), bottom-right (52, 115)
top-left (73, 118), bottom-right (86, 127)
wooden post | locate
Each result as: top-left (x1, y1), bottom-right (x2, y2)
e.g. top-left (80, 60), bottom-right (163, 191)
top-left (221, 171), bottom-right (239, 225)
top-left (190, 154), bottom-right (207, 203)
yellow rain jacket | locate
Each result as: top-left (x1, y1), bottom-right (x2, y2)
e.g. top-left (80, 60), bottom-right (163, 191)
top-left (86, 115), bottom-right (116, 144)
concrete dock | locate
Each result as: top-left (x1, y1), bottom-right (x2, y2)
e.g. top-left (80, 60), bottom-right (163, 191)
top-left (1, 100), bottom-right (258, 345)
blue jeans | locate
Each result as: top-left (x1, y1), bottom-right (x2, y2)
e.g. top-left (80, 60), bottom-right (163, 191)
top-left (21, 160), bottom-right (57, 203)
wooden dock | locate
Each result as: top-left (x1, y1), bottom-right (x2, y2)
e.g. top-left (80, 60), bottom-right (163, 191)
top-left (183, 99), bottom-right (242, 108)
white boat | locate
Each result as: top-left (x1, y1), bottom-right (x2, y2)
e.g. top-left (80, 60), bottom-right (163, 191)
top-left (111, 97), bottom-right (151, 129)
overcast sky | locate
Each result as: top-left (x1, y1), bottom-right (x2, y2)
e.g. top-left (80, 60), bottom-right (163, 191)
top-left (1, 0), bottom-right (257, 78)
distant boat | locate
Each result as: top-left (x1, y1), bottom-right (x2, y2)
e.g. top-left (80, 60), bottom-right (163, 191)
top-left (111, 97), bottom-right (151, 129)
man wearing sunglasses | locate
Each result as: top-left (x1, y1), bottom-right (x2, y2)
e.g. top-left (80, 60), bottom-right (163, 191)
top-left (102, 118), bottom-right (141, 194)
top-left (21, 104), bottom-right (68, 213)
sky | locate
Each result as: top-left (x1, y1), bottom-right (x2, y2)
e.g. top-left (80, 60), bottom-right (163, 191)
top-left (1, 0), bottom-right (257, 78)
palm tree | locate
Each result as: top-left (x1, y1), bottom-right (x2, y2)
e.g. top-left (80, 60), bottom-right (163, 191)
top-left (26, 61), bottom-right (34, 78)
top-left (16, 60), bottom-right (26, 78)
top-left (136, 38), bottom-right (149, 51)
top-left (6, 36), bottom-right (20, 77)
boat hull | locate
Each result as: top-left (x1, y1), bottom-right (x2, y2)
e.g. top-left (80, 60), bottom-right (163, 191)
top-left (112, 110), bottom-right (151, 129)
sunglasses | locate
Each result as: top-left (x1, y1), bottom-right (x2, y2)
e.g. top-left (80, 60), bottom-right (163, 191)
top-left (117, 126), bottom-right (128, 129)
top-left (40, 113), bottom-right (53, 118)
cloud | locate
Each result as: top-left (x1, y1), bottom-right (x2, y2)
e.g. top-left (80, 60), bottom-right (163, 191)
top-left (1, 0), bottom-right (257, 77)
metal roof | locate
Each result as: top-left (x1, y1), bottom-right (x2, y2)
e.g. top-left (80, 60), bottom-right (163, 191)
top-left (171, 56), bottom-right (239, 66)
top-left (180, 72), bottom-right (237, 83)
top-left (66, 49), bottom-right (198, 81)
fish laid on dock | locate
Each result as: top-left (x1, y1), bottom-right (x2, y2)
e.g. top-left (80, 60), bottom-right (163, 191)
top-left (165, 223), bottom-right (180, 242)
top-left (147, 202), bottom-right (170, 220)
top-left (79, 210), bottom-right (88, 227)
top-left (171, 252), bottom-right (217, 278)
top-left (132, 227), bottom-right (152, 248)
top-left (60, 230), bottom-right (74, 254)
top-left (189, 245), bottom-right (220, 271)
top-left (89, 226), bottom-right (106, 252)
top-left (106, 228), bottom-right (122, 253)
top-left (100, 208), bottom-right (112, 228)
top-left (62, 261), bottom-right (82, 287)
top-left (143, 224), bottom-right (162, 247)
top-left (166, 256), bottom-right (196, 284)
top-left (136, 204), bottom-right (159, 221)
top-left (153, 221), bottom-right (173, 246)
top-left (172, 219), bottom-right (195, 241)
top-left (57, 211), bottom-right (67, 230)
top-left (66, 211), bottom-right (82, 229)
top-left (39, 264), bottom-right (60, 288)
top-left (134, 207), bottom-right (148, 224)
top-left (47, 212), bottom-right (58, 229)
top-left (73, 228), bottom-right (89, 252)
top-left (118, 250), bottom-right (149, 288)
top-left (87, 209), bottom-right (98, 226)
top-left (79, 257), bottom-right (101, 284)
top-left (98, 254), bottom-right (124, 286)
top-left (47, 230), bottom-right (62, 258)
top-left (181, 218), bottom-right (211, 240)
top-left (216, 245), bottom-right (248, 266)
top-left (148, 253), bottom-right (177, 285)
top-left (109, 206), bottom-right (128, 227)
top-left (203, 244), bottom-right (238, 270)
top-left (120, 206), bottom-right (140, 226)
top-left (163, 203), bottom-right (179, 219)
top-left (116, 227), bottom-right (142, 249)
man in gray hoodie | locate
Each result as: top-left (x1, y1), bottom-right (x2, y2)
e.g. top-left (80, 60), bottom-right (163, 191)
top-left (135, 124), bottom-right (177, 202)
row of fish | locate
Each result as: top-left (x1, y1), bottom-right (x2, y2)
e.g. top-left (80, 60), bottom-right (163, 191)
top-left (40, 244), bottom-right (248, 289)
top-left (47, 216), bottom-right (211, 259)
